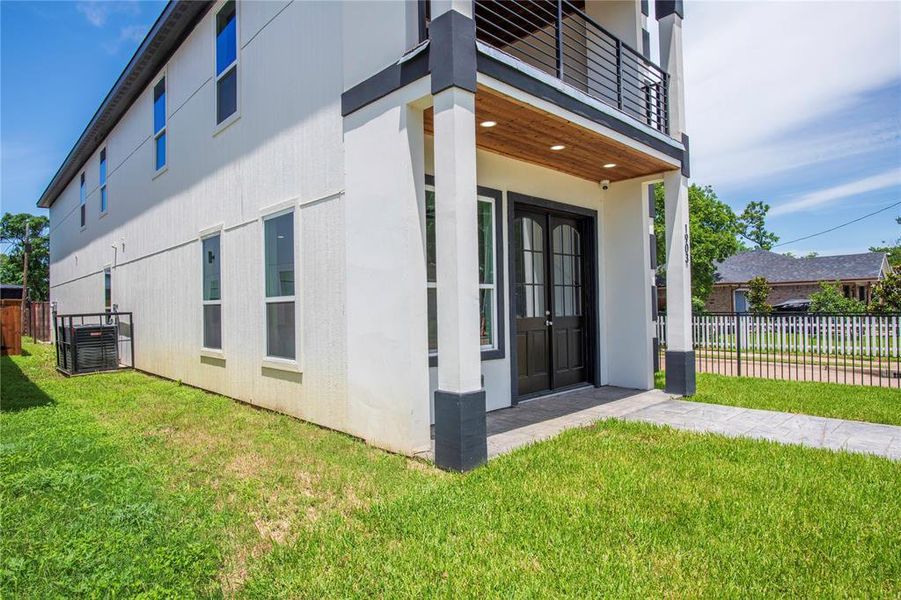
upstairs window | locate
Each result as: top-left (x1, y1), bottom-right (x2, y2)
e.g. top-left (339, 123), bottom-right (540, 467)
top-left (263, 210), bottom-right (295, 360)
top-left (215, 1), bottom-right (238, 125)
top-left (99, 148), bottom-right (108, 214)
top-left (153, 77), bottom-right (167, 170)
top-left (202, 234), bottom-right (222, 350)
top-left (79, 172), bottom-right (86, 228)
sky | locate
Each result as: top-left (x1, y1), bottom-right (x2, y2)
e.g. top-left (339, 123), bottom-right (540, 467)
top-left (1, 0), bottom-right (900, 257)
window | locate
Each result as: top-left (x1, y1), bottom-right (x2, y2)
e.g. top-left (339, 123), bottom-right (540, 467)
top-left (202, 234), bottom-right (222, 349)
top-left (104, 267), bottom-right (112, 312)
top-left (859, 285), bottom-right (867, 303)
top-left (153, 77), bottom-right (166, 171)
top-left (99, 148), bottom-right (108, 213)
top-left (215, 1), bottom-right (238, 125)
top-left (263, 211), bottom-right (295, 359)
top-left (734, 290), bottom-right (749, 313)
top-left (79, 172), bottom-right (86, 228)
top-left (425, 184), bottom-right (501, 357)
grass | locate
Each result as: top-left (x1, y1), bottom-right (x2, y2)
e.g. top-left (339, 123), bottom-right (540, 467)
top-left (3, 343), bottom-right (900, 597)
top-left (656, 371), bottom-right (901, 426)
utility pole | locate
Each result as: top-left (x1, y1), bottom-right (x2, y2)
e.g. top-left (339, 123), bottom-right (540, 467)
top-left (20, 221), bottom-right (30, 340)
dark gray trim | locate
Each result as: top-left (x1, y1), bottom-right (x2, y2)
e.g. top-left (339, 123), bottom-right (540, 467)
top-left (477, 52), bottom-right (684, 162)
top-left (681, 133), bottom-right (690, 178)
top-left (641, 0), bottom-right (650, 17)
top-left (341, 46), bottom-right (430, 117)
top-left (648, 184), bottom-right (657, 218)
top-left (651, 285), bottom-right (659, 320)
top-left (429, 9), bottom-right (477, 94)
top-left (424, 175), bottom-right (506, 367)
top-left (665, 350), bottom-right (695, 395)
top-left (507, 191), bottom-right (602, 403)
top-left (656, 0), bottom-right (684, 20)
top-left (652, 337), bottom-right (660, 372)
top-left (434, 389), bottom-right (487, 471)
top-left (641, 29), bottom-right (651, 60)
top-left (649, 233), bottom-right (658, 270)
top-left (38, 1), bottom-right (213, 208)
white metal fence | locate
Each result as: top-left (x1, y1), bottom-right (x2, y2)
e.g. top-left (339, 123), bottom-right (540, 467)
top-left (657, 313), bottom-right (901, 387)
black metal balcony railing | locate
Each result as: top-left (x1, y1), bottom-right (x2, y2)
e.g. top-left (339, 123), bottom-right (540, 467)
top-left (472, 0), bottom-right (669, 134)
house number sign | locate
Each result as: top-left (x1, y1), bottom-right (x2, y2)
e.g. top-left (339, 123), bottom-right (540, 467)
top-left (684, 224), bottom-right (691, 265)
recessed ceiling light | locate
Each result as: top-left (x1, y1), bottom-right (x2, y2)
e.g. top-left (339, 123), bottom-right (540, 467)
top-left (480, 120), bottom-right (497, 128)
top-left (550, 144), bottom-right (566, 151)
top-left (603, 163), bottom-right (617, 168)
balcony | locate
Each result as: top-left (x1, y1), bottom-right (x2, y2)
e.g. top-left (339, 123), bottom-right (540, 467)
top-left (468, 0), bottom-right (669, 135)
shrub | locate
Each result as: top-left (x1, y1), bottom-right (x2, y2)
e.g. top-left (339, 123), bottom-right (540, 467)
top-left (747, 276), bottom-right (772, 315)
top-left (809, 281), bottom-right (866, 314)
top-left (869, 272), bottom-right (901, 313)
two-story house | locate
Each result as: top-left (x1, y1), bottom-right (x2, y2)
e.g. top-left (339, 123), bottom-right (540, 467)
top-left (38, 0), bottom-right (694, 471)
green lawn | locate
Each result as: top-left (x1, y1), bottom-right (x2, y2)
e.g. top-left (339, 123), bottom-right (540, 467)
top-left (3, 343), bottom-right (900, 598)
top-left (656, 371), bottom-right (901, 426)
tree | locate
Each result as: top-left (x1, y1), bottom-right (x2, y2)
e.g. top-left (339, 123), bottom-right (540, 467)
top-left (654, 184), bottom-right (743, 309)
top-left (869, 272), bottom-right (901, 314)
top-left (737, 201), bottom-right (779, 250)
top-left (808, 281), bottom-right (865, 314)
top-left (0, 213), bottom-right (50, 301)
top-left (747, 276), bottom-right (772, 315)
top-left (869, 216), bottom-right (901, 269)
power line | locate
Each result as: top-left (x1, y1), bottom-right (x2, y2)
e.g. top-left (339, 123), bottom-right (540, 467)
top-left (772, 201), bottom-right (901, 248)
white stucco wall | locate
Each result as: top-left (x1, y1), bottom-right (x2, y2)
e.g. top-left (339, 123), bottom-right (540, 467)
top-left (47, 0), bottom-right (412, 447)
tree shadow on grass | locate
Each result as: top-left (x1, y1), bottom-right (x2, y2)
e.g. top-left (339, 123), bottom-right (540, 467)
top-left (1, 354), bottom-right (55, 412)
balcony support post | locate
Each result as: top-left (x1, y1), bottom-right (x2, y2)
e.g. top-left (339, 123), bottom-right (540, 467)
top-left (657, 2), bottom-right (685, 137)
top-left (663, 170), bottom-right (694, 396)
top-left (429, 2), bottom-right (486, 472)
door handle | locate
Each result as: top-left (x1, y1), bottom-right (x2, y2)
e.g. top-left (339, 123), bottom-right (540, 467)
top-left (546, 320), bottom-right (553, 327)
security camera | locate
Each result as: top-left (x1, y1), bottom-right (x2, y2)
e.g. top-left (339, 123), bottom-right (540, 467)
top-left (601, 180), bottom-right (610, 190)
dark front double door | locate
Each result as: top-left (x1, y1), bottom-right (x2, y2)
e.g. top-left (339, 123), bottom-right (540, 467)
top-left (513, 206), bottom-right (592, 398)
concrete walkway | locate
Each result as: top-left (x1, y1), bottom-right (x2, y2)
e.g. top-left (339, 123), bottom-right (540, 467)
top-left (486, 387), bottom-right (901, 461)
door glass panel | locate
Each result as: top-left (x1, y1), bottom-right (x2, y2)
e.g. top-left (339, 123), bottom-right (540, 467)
top-left (552, 224), bottom-right (582, 317)
top-left (514, 216), bottom-right (544, 318)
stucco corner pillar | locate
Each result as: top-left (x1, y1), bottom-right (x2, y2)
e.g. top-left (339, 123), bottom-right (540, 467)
top-left (430, 5), bottom-right (485, 472)
top-left (663, 170), bottom-right (694, 396)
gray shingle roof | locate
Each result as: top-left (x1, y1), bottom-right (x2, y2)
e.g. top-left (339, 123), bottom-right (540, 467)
top-left (714, 250), bottom-right (889, 284)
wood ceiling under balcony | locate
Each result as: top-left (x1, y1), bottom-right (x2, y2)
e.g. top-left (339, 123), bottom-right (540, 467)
top-left (423, 86), bottom-right (675, 183)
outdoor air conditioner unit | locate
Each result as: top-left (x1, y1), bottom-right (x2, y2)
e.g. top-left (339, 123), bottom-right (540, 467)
top-left (71, 323), bottom-right (119, 373)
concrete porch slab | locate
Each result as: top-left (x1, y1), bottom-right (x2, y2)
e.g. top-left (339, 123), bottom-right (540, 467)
top-left (421, 386), bottom-right (901, 463)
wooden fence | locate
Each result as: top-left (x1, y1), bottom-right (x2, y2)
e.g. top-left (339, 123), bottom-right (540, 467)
top-left (1, 305), bottom-right (22, 356)
top-left (657, 313), bottom-right (901, 387)
top-left (27, 302), bottom-right (52, 342)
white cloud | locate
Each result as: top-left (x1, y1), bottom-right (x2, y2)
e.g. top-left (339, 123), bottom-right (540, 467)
top-left (102, 23), bottom-right (150, 55)
top-left (683, 1), bottom-right (901, 184)
top-left (75, 1), bottom-right (140, 28)
top-left (769, 168), bottom-right (901, 216)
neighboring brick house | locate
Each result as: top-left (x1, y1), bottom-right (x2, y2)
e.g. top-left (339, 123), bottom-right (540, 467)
top-left (704, 250), bottom-right (892, 312)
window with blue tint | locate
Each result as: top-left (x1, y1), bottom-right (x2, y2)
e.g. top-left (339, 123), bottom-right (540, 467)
top-left (216, 1), bottom-right (236, 75)
top-left (155, 132), bottom-right (166, 170)
top-left (153, 78), bottom-right (166, 134)
top-left (99, 148), bottom-right (108, 213)
top-left (153, 78), bottom-right (167, 170)
top-left (215, 1), bottom-right (238, 124)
